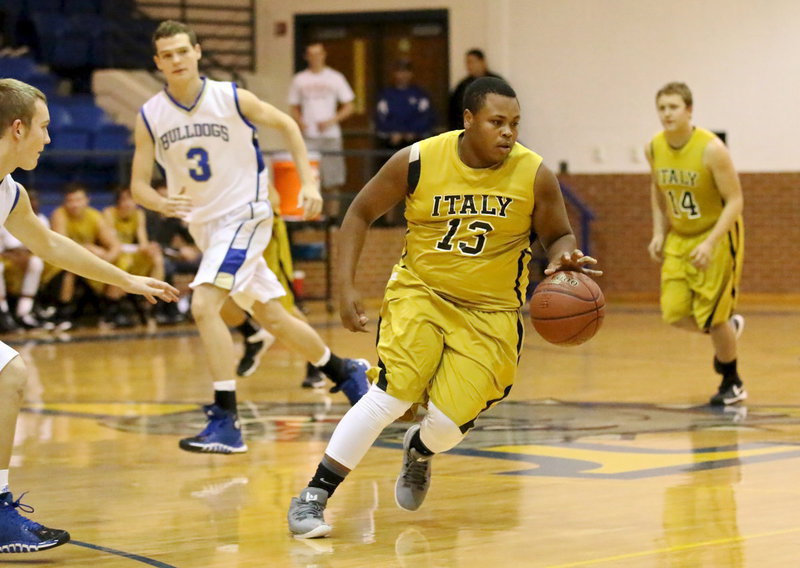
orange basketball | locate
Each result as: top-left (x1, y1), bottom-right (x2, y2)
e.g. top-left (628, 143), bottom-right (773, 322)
top-left (529, 271), bottom-right (605, 346)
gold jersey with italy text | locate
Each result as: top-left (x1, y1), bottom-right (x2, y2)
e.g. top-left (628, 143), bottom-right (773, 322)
top-left (651, 127), bottom-right (724, 236)
top-left (401, 130), bottom-right (541, 310)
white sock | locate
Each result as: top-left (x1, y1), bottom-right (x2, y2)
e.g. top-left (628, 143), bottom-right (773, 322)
top-left (20, 256), bottom-right (43, 299)
top-left (213, 380), bottom-right (236, 391)
top-left (0, 469), bottom-right (8, 494)
top-left (16, 296), bottom-right (34, 318)
top-left (0, 300), bottom-right (7, 312)
top-left (313, 346), bottom-right (331, 368)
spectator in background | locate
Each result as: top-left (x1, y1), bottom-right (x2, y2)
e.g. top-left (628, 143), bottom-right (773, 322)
top-left (375, 59), bottom-right (434, 152)
top-left (0, 189), bottom-right (47, 329)
top-left (102, 186), bottom-right (166, 327)
top-left (447, 49), bottom-right (504, 130)
top-left (289, 42), bottom-right (355, 216)
top-left (43, 182), bottom-right (121, 329)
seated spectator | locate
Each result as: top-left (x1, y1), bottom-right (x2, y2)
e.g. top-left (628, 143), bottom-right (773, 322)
top-left (143, 181), bottom-right (200, 323)
top-left (42, 181), bottom-right (121, 329)
top-left (0, 189), bottom-right (48, 329)
top-left (103, 186), bottom-right (166, 327)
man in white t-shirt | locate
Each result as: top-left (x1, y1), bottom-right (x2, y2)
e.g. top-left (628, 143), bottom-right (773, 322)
top-left (288, 42), bottom-right (355, 208)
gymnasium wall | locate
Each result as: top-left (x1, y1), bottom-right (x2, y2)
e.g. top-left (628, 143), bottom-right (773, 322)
top-left (257, 0), bottom-right (800, 173)
top-left (254, 1), bottom-right (800, 300)
top-left (297, 171), bottom-right (800, 302)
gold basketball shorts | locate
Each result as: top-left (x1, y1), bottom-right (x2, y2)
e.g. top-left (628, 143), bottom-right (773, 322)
top-left (372, 266), bottom-right (523, 432)
top-left (660, 220), bottom-right (744, 330)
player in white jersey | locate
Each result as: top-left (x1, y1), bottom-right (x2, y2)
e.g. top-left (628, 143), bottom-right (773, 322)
top-left (131, 20), bottom-right (370, 455)
top-left (0, 78), bottom-right (178, 554)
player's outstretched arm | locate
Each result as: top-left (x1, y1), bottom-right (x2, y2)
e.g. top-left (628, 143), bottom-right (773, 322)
top-left (236, 88), bottom-right (322, 219)
top-left (532, 164), bottom-right (602, 276)
top-left (338, 148), bottom-right (411, 332)
top-left (5, 187), bottom-right (179, 304)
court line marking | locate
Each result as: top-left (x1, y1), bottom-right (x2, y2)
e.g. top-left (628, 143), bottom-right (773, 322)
top-left (544, 526), bottom-right (800, 567)
top-left (70, 540), bottom-right (178, 568)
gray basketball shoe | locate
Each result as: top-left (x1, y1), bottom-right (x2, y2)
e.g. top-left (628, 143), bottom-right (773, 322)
top-left (395, 424), bottom-right (432, 511)
top-left (287, 487), bottom-right (331, 539)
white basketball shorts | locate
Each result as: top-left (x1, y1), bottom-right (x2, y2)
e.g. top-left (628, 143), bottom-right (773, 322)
top-left (0, 341), bottom-right (18, 371)
top-left (188, 201), bottom-right (285, 311)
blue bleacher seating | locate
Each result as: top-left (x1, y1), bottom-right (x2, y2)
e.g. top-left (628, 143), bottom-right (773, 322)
top-left (25, 70), bottom-right (59, 97)
top-left (0, 54), bottom-right (37, 78)
top-left (26, 0), bottom-right (63, 14)
top-left (52, 25), bottom-right (90, 69)
top-left (45, 126), bottom-right (91, 167)
top-left (46, 102), bottom-right (73, 130)
top-left (91, 124), bottom-right (131, 167)
top-left (63, 101), bottom-right (111, 132)
top-left (62, 0), bottom-right (101, 16)
top-left (30, 12), bottom-right (67, 62)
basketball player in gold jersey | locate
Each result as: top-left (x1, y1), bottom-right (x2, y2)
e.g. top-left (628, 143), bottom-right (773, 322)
top-left (646, 82), bottom-right (745, 406)
top-left (103, 187), bottom-right (166, 326)
top-left (287, 77), bottom-right (601, 538)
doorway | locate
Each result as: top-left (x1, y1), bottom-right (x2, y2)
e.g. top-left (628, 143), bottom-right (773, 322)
top-left (294, 10), bottom-right (449, 193)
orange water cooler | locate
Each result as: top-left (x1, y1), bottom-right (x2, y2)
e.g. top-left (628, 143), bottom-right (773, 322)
top-left (270, 151), bottom-right (321, 220)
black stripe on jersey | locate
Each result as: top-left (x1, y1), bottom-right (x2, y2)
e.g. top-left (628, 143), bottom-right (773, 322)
top-left (515, 312), bottom-right (524, 363)
top-left (514, 248), bottom-right (533, 307)
top-left (398, 228), bottom-right (411, 266)
top-left (702, 219), bottom-right (742, 329)
top-left (407, 142), bottom-right (421, 194)
top-left (459, 384), bottom-right (514, 434)
top-left (374, 316), bottom-right (389, 390)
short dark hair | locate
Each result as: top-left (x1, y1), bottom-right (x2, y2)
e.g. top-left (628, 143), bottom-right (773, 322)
top-left (152, 20), bottom-right (198, 53)
top-left (113, 186), bottom-right (132, 204)
top-left (463, 77), bottom-right (517, 114)
top-left (656, 82), bottom-right (693, 108)
top-left (63, 181), bottom-right (87, 196)
top-left (466, 48), bottom-right (485, 60)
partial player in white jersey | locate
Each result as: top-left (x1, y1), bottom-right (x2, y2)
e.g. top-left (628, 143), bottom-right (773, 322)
top-left (0, 78), bottom-right (178, 554)
top-left (130, 20), bottom-right (371, 456)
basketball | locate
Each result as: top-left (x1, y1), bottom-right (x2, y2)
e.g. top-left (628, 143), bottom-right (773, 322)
top-left (529, 271), bottom-right (605, 346)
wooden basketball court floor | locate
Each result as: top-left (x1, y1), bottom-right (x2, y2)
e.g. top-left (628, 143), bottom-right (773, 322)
top-left (4, 301), bottom-right (800, 567)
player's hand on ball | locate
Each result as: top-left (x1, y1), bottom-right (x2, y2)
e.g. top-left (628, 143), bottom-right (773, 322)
top-left (545, 249), bottom-right (602, 276)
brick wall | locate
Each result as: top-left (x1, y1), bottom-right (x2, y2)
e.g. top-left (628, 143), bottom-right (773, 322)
top-left (295, 226), bottom-right (406, 302)
top-left (299, 172), bottom-right (800, 302)
top-left (561, 172), bottom-right (800, 298)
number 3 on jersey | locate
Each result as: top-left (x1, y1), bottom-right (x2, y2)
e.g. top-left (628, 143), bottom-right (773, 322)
top-left (435, 219), bottom-right (494, 256)
top-left (666, 189), bottom-right (700, 219)
top-left (187, 147), bottom-right (211, 181)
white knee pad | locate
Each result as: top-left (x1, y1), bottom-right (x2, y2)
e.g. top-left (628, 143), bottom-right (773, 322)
top-left (419, 402), bottom-right (465, 454)
top-left (326, 385), bottom-right (412, 470)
